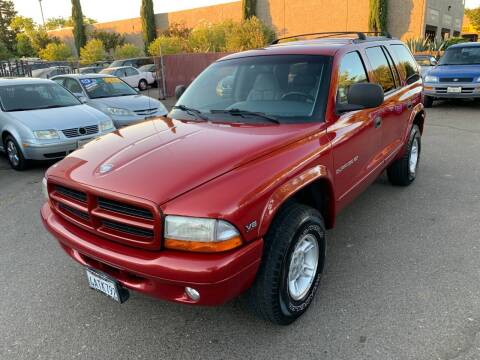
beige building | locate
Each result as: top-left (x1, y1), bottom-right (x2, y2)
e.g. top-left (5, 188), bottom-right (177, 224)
top-left (49, 0), bottom-right (466, 53)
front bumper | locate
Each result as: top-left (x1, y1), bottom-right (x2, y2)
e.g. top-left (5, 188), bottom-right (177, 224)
top-left (41, 203), bottom-right (263, 306)
top-left (423, 83), bottom-right (480, 98)
top-left (111, 112), bottom-right (167, 128)
top-left (22, 131), bottom-right (113, 160)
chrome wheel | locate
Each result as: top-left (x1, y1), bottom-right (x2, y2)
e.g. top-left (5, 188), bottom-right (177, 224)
top-left (6, 140), bottom-right (20, 167)
top-left (288, 233), bottom-right (319, 301)
top-left (409, 138), bottom-right (419, 175)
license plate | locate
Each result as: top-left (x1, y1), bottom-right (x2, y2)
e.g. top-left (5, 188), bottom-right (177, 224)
top-left (86, 269), bottom-right (123, 302)
top-left (447, 87), bottom-right (462, 93)
top-left (77, 138), bottom-right (93, 148)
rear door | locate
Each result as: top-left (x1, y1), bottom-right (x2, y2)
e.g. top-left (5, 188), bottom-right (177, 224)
top-left (123, 67), bottom-right (140, 87)
top-left (331, 51), bottom-right (384, 205)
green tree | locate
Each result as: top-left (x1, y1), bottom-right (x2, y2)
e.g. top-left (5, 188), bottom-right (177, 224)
top-left (242, 0), bottom-right (256, 20)
top-left (114, 43), bottom-right (143, 59)
top-left (39, 43), bottom-right (72, 61)
top-left (15, 33), bottom-right (35, 57)
top-left (71, 0), bottom-right (87, 55)
top-left (148, 36), bottom-right (185, 56)
top-left (0, 0), bottom-right (17, 53)
top-left (0, 41), bottom-right (10, 60)
top-left (465, 7), bottom-right (480, 32)
top-left (369, 0), bottom-right (388, 33)
top-left (90, 30), bottom-right (125, 54)
top-left (225, 17), bottom-right (275, 52)
top-left (188, 21), bottom-right (233, 53)
top-left (141, 0), bottom-right (156, 50)
top-left (45, 16), bottom-right (96, 30)
top-left (80, 38), bottom-right (106, 63)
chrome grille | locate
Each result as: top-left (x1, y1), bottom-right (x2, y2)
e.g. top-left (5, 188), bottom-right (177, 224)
top-left (62, 125), bottom-right (99, 138)
top-left (134, 108), bottom-right (158, 116)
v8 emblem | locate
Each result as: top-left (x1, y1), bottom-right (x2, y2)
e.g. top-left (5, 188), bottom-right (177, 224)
top-left (245, 220), bottom-right (258, 232)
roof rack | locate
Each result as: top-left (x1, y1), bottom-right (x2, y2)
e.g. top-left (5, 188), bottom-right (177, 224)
top-left (270, 31), bottom-right (392, 45)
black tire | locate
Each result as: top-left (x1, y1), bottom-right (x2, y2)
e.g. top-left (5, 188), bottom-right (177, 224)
top-left (248, 202), bottom-right (326, 325)
top-left (387, 125), bottom-right (421, 186)
top-left (423, 95), bottom-right (434, 108)
top-left (4, 135), bottom-right (28, 171)
top-left (138, 79), bottom-right (148, 91)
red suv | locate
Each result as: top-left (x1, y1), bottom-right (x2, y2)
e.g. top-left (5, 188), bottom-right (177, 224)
top-left (41, 32), bottom-right (425, 325)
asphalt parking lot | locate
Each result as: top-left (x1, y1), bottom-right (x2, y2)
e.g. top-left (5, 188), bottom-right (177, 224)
top-left (1, 101), bottom-right (480, 360)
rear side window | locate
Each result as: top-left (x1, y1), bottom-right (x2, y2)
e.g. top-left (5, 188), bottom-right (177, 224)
top-left (337, 51), bottom-right (368, 104)
top-left (126, 67), bottom-right (138, 76)
top-left (389, 44), bottom-right (419, 84)
top-left (64, 78), bottom-right (83, 94)
top-left (365, 47), bottom-right (396, 93)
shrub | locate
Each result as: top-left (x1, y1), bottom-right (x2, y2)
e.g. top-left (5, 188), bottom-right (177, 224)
top-left (90, 30), bottom-right (125, 54)
top-left (15, 33), bottom-right (36, 57)
top-left (224, 17), bottom-right (275, 52)
top-left (80, 39), bottom-right (107, 63)
top-left (443, 37), bottom-right (468, 49)
top-left (0, 42), bottom-right (10, 60)
top-left (188, 21), bottom-right (234, 53)
top-left (114, 43), bottom-right (143, 59)
top-left (39, 43), bottom-right (72, 61)
top-left (148, 36), bottom-right (185, 55)
top-left (161, 22), bottom-right (191, 39)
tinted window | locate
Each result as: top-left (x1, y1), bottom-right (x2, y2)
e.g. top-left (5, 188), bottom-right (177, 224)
top-left (365, 47), bottom-right (396, 92)
top-left (125, 67), bottom-right (138, 76)
top-left (175, 55), bottom-right (330, 123)
top-left (64, 78), bottom-right (83, 94)
top-left (337, 52), bottom-right (368, 104)
top-left (0, 83), bottom-right (81, 111)
top-left (52, 77), bottom-right (65, 86)
top-left (439, 46), bottom-right (480, 65)
top-left (389, 44), bottom-right (419, 84)
top-left (79, 77), bottom-right (137, 99)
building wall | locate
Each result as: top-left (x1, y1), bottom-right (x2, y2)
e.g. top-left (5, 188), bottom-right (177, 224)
top-left (424, 0), bottom-right (465, 39)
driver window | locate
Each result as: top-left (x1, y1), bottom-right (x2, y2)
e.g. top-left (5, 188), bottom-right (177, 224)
top-left (64, 79), bottom-right (83, 94)
top-left (337, 52), bottom-right (368, 105)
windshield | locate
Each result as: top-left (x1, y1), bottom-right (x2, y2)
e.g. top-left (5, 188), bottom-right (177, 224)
top-left (173, 55), bottom-right (331, 123)
top-left (439, 46), bottom-right (480, 65)
top-left (79, 77), bottom-right (137, 99)
top-left (0, 83), bottom-right (81, 112)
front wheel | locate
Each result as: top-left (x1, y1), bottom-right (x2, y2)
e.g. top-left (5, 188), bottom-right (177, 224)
top-left (387, 125), bottom-right (421, 186)
top-left (423, 95), bottom-right (434, 108)
top-left (4, 135), bottom-right (28, 171)
top-left (248, 203), bottom-right (326, 325)
top-left (138, 79), bottom-right (148, 91)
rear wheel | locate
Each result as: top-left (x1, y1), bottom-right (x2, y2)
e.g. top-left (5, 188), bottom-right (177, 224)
top-left (423, 95), bottom-right (434, 108)
top-left (387, 125), bottom-right (421, 186)
top-left (248, 203), bottom-right (326, 325)
top-left (138, 79), bottom-right (148, 91)
top-left (4, 135), bottom-right (28, 171)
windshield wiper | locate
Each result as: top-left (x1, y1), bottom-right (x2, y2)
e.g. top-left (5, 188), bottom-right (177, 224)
top-left (172, 105), bottom-right (209, 120)
top-left (210, 108), bottom-right (280, 124)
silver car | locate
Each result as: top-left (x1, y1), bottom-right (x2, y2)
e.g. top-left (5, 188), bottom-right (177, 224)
top-left (52, 74), bottom-right (168, 128)
top-left (0, 78), bottom-right (115, 170)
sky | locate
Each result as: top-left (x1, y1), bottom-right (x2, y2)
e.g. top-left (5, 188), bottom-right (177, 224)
top-left (12, 0), bottom-right (480, 25)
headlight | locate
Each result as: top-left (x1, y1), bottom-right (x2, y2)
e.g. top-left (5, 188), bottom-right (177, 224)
top-left (107, 107), bottom-right (134, 116)
top-left (424, 75), bottom-right (438, 83)
top-left (476, 76), bottom-right (480, 82)
top-left (99, 119), bottom-right (115, 132)
top-left (33, 130), bottom-right (59, 140)
top-left (42, 177), bottom-right (48, 200)
top-left (164, 216), bottom-right (242, 252)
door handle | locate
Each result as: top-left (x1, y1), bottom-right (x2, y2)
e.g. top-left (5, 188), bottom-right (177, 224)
top-left (374, 116), bottom-right (382, 129)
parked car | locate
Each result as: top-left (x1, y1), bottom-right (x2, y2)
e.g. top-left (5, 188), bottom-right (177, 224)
top-left (100, 66), bottom-right (155, 90)
top-left (78, 66), bottom-right (103, 74)
top-left (423, 42), bottom-right (480, 107)
top-left (109, 57), bottom-right (153, 69)
top-left (0, 78), bottom-right (115, 170)
top-left (41, 32), bottom-right (425, 325)
top-left (52, 74), bottom-right (167, 128)
top-left (414, 54), bottom-right (437, 77)
top-left (138, 64), bottom-right (158, 87)
top-left (31, 66), bottom-right (72, 79)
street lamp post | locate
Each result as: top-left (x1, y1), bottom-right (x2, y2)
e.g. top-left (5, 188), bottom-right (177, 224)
top-left (38, 0), bottom-right (45, 26)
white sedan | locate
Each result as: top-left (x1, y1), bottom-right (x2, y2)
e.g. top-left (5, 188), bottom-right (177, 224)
top-left (100, 66), bottom-right (155, 91)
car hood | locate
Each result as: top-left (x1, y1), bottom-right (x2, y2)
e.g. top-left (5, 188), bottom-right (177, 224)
top-left (427, 64), bottom-right (480, 78)
top-left (6, 104), bottom-right (109, 131)
top-left (90, 95), bottom-right (164, 112)
top-left (47, 117), bottom-right (319, 205)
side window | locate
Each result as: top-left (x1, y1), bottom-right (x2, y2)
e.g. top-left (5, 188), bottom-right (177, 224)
top-left (337, 51), bottom-right (368, 104)
top-left (126, 67), bottom-right (138, 76)
top-left (365, 47), bottom-right (396, 93)
top-left (115, 69), bottom-right (126, 77)
top-left (52, 78), bottom-right (65, 86)
top-left (64, 79), bottom-right (83, 94)
top-left (389, 44), bottom-right (420, 85)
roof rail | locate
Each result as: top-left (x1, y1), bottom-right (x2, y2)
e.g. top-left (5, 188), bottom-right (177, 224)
top-left (270, 31), bottom-right (392, 45)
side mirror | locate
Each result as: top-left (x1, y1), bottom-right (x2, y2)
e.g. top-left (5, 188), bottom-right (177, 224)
top-left (337, 83), bottom-right (384, 113)
top-left (175, 85), bottom-right (187, 100)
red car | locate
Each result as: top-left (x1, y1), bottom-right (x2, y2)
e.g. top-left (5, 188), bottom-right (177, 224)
top-left (41, 32), bottom-right (425, 325)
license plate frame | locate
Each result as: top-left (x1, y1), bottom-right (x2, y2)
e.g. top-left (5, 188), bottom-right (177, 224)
top-left (85, 268), bottom-right (129, 303)
top-left (447, 86), bottom-right (462, 93)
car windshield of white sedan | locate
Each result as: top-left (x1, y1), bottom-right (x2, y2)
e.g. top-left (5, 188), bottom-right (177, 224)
top-left (173, 55), bottom-right (331, 123)
top-left (439, 46), bottom-right (480, 65)
top-left (0, 83), bottom-right (81, 112)
top-left (80, 77), bottom-right (137, 99)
